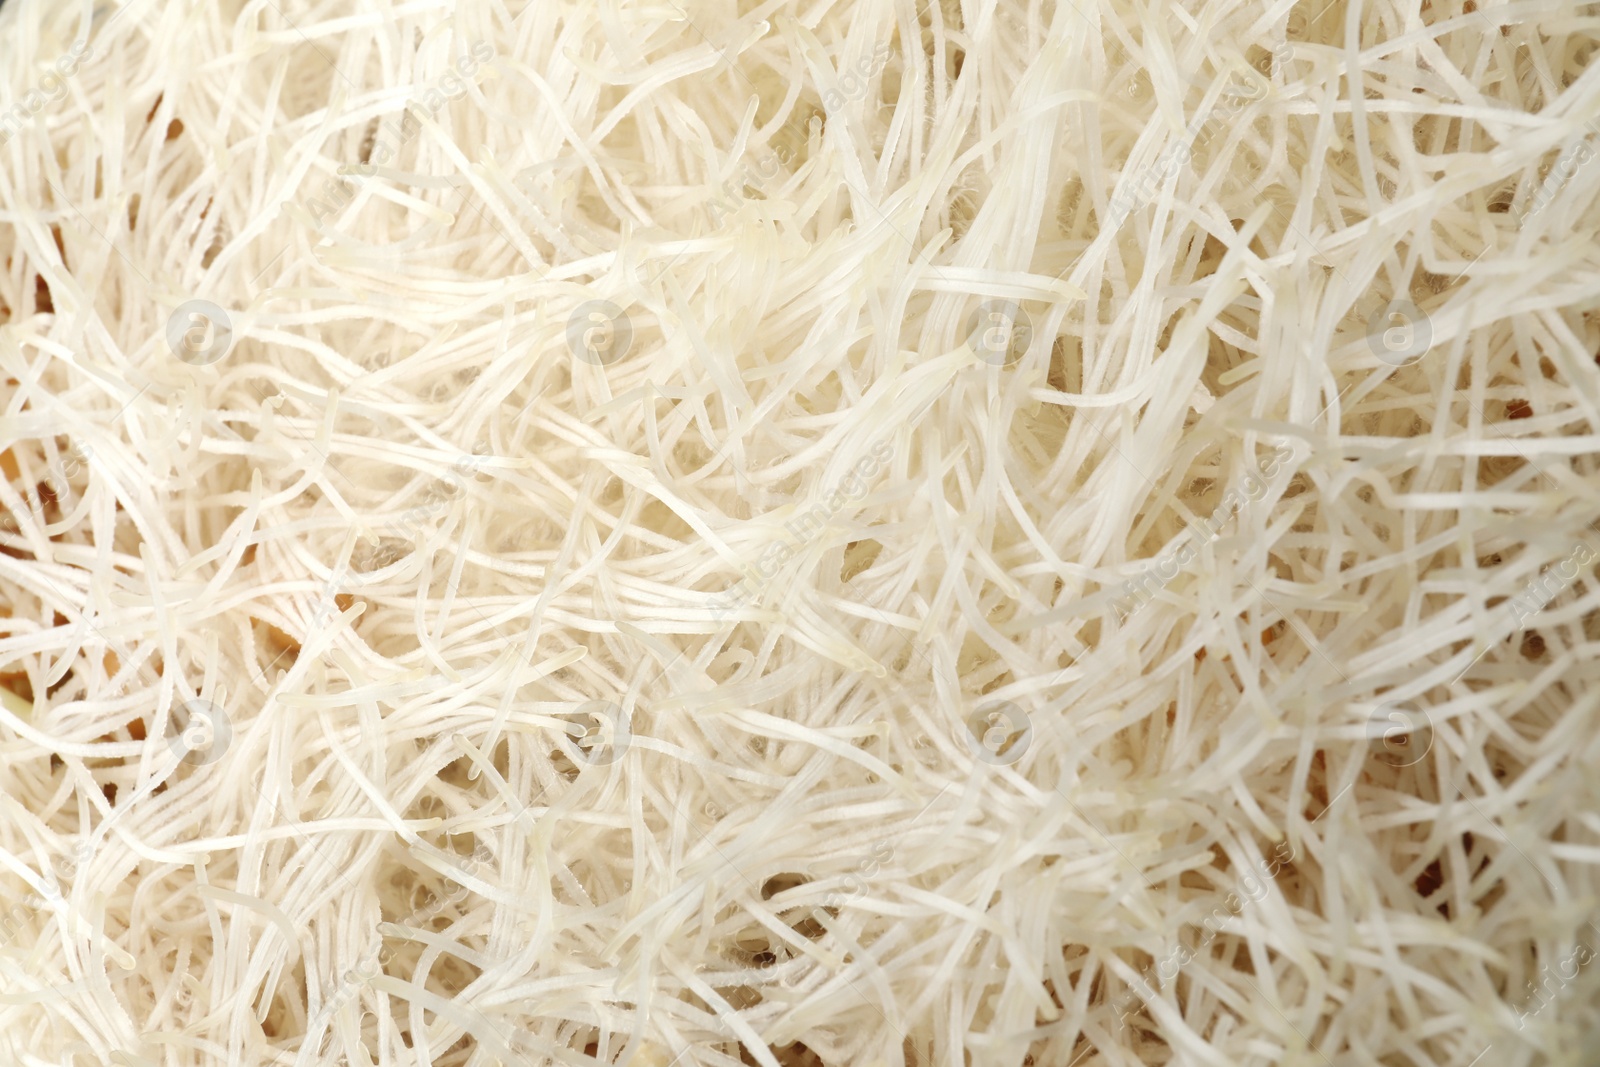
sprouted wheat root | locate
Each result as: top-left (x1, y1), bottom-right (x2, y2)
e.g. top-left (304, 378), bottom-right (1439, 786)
top-left (0, 0), bottom-right (1598, 1064)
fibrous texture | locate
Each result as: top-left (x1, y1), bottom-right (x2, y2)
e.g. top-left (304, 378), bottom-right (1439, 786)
top-left (1, 0), bottom-right (1599, 1064)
